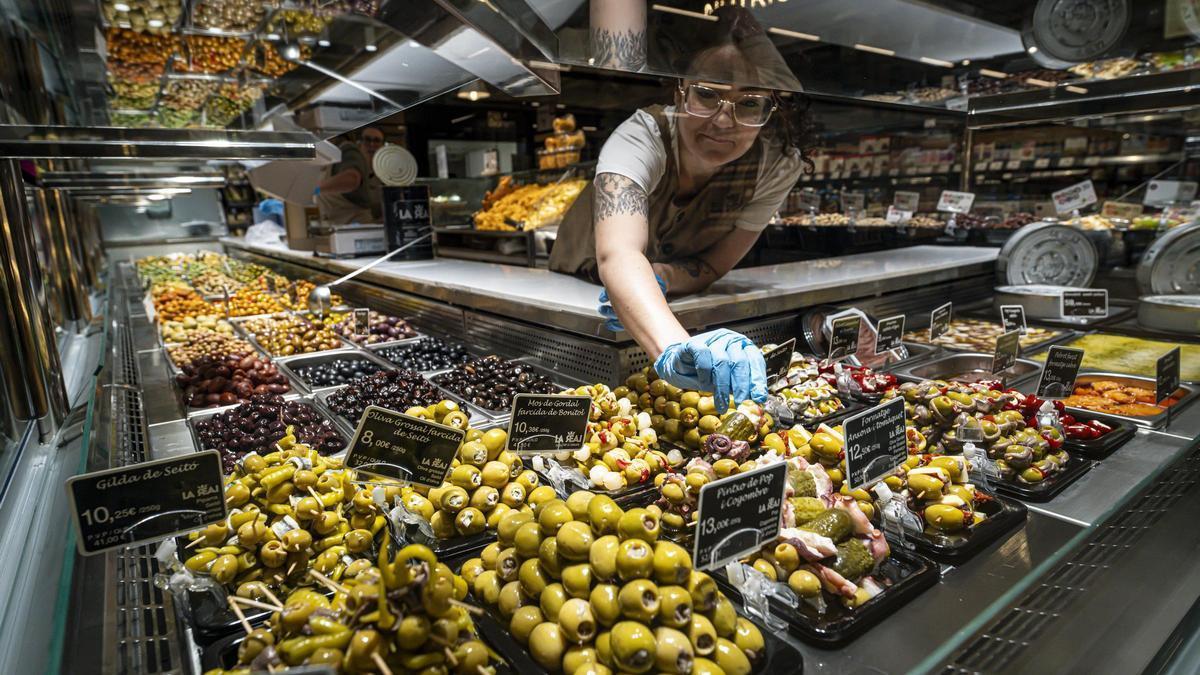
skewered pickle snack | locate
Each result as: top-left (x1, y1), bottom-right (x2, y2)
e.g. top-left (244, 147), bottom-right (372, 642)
top-left (193, 394), bottom-right (345, 471)
top-left (653, 456), bottom-right (758, 532)
top-left (461, 497), bottom-right (770, 674)
top-left (325, 371), bottom-right (445, 424)
top-left (160, 315), bottom-right (235, 343)
top-left (881, 454), bottom-right (989, 535)
top-left (377, 337), bottom-right (470, 372)
top-left (768, 351), bottom-right (897, 397)
top-left (242, 313), bottom-right (342, 356)
top-left (434, 355), bottom-right (559, 412)
top-left (181, 439), bottom-right (384, 599)
top-left (202, 543), bottom-right (501, 675)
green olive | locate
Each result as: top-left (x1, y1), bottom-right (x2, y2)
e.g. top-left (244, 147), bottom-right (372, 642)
top-left (590, 583), bottom-right (621, 627)
top-left (693, 657), bottom-right (724, 675)
top-left (529, 622), bottom-right (566, 671)
top-left (611, 621), bottom-right (657, 673)
top-left (572, 664), bottom-right (613, 675)
top-left (787, 569), bottom-right (822, 598)
top-left (617, 508), bottom-right (661, 543)
top-left (924, 503), bottom-right (966, 531)
top-left (773, 543), bottom-right (800, 574)
top-left (473, 569), bottom-right (502, 606)
top-left (453, 639), bottom-right (490, 673)
top-left (539, 500), bottom-right (574, 536)
top-left (714, 637), bottom-right (751, 675)
top-left (688, 614), bottom-right (718, 656)
top-left (481, 461), bottom-right (509, 489)
top-left (495, 547), bottom-right (520, 583)
top-left (519, 557), bottom-right (550, 597)
top-left (658, 585), bottom-right (693, 629)
top-left (281, 529), bottom-right (312, 554)
top-left (455, 506), bottom-right (487, 536)
top-left (563, 645), bottom-right (600, 674)
top-left (687, 571), bottom-right (718, 613)
top-left (460, 558), bottom-right (485, 586)
top-left (751, 558), bottom-right (778, 581)
top-left (510, 605), bottom-right (544, 645)
top-left (595, 631), bottom-right (614, 667)
top-left (588, 495), bottom-right (623, 536)
top-left (565, 491), bottom-right (595, 521)
top-left (559, 597), bottom-right (598, 643)
top-left (733, 618), bottom-right (764, 663)
top-left (498, 510), bottom-right (533, 548)
top-left (469, 486), bottom-right (500, 512)
top-left (540, 583), bottom-right (568, 620)
top-left (907, 473), bottom-right (945, 499)
top-left (460, 440), bottom-right (488, 467)
top-left (487, 503), bottom-right (513, 530)
top-left (432, 616), bottom-right (461, 646)
top-left (482, 428), bottom-right (508, 457)
top-left (618, 579), bottom-right (661, 622)
top-left (502, 482), bottom-right (528, 508)
top-left (450, 464), bottom-right (482, 490)
top-left (527, 485), bottom-right (557, 510)
top-left (498, 580), bottom-right (526, 619)
top-left (480, 542), bottom-right (501, 570)
top-left (557, 521), bottom-right (594, 562)
top-left (616, 539), bottom-right (654, 582)
top-left (514, 521), bottom-right (543, 559)
top-left (710, 594), bottom-right (737, 637)
top-left (562, 563), bottom-right (594, 599)
top-left (396, 613), bottom-right (431, 650)
top-left (440, 486), bottom-right (470, 513)
top-left (209, 554), bottom-right (239, 584)
top-left (653, 541), bottom-right (692, 586)
top-left (654, 626), bottom-right (695, 674)
top-left (590, 535), bottom-right (620, 581)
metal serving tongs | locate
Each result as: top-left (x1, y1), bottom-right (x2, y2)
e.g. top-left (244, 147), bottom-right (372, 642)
top-left (306, 229), bottom-right (432, 317)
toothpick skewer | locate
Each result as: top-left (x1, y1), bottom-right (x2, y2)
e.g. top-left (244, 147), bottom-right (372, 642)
top-left (186, 537), bottom-right (207, 549)
top-left (449, 598), bottom-right (483, 615)
top-left (258, 585), bottom-right (284, 609)
top-left (227, 596), bottom-right (254, 634)
top-left (230, 595), bottom-right (284, 613)
top-left (310, 568), bottom-right (350, 595)
top-left (371, 653), bottom-right (393, 675)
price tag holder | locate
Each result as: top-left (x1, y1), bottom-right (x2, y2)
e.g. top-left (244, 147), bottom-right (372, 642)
top-left (990, 329), bottom-right (1021, 375)
top-left (1034, 158), bottom-right (1051, 169)
top-left (506, 394), bottom-right (592, 453)
top-left (1058, 157), bottom-right (1077, 168)
top-left (798, 190), bottom-right (821, 211)
top-left (346, 406), bottom-right (465, 487)
top-left (1036, 346), bottom-right (1084, 398)
top-left (66, 451), bottom-right (227, 556)
top-left (1060, 289), bottom-right (1108, 318)
top-left (353, 308), bottom-right (370, 336)
top-left (1157, 347), bottom-right (1181, 406)
top-left (988, 161), bottom-right (1003, 171)
top-left (930, 302), bottom-right (953, 342)
top-left (763, 338), bottom-right (796, 384)
top-left (692, 462), bottom-right (787, 571)
top-left (827, 314), bottom-right (861, 362)
top-left (843, 398), bottom-right (908, 490)
top-left (893, 190), bottom-right (920, 212)
top-left (841, 191), bottom-right (866, 213)
top-left (1052, 179), bottom-right (1098, 214)
top-left (936, 190), bottom-right (975, 214)
top-left (886, 206), bottom-right (912, 224)
top-left (999, 305), bottom-right (1027, 334)
top-left (1144, 180), bottom-right (1198, 206)
top-left (1006, 160), bottom-right (1022, 170)
top-left (874, 315), bottom-right (905, 354)
top-left (1101, 201), bottom-right (1144, 219)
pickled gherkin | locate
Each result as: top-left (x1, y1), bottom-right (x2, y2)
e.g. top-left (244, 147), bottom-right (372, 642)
top-left (799, 508), bottom-right (853, 543)
top-left (830, 539), bottom-right (874, 581)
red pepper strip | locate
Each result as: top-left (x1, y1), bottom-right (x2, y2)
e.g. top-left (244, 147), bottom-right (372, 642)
top-left (1089, 420), bottom-right (1113, 434)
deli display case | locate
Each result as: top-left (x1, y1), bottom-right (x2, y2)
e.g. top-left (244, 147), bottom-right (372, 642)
top-left (2, 1), bottom-right (1200, 675)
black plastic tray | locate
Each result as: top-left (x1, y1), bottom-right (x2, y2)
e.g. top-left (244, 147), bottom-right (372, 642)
top-left (203, 624), bottom-right (520, 674)
top-left (715, 546), bottom-right (939, 648)
top-left (1062, 417), bottom-right (1138, 461)
top-left (471, 588), bottom-right (804, 675)
top-left (387, 514), bottom-right (496, 561)
top-left (993, 453), bottom-right (1094, 503)
top-left (896, 492), bottom-right (1027, 565)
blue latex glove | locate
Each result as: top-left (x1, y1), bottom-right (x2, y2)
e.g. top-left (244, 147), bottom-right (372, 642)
top-left (598, 274), bottom-right (667, 332)
top-left (258, 198), bottom-right (284, 216)
top-left (654, 328), bottom-right (768, 413)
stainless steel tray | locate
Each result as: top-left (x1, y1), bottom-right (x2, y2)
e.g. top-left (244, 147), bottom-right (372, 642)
top-left (275, 348), bottom-right (394, 396)
top-left (853, 341), bottom-right (938, 372)
top-left (232, 314), bottom-right (360, 361)
top-left (892, 352), bottom-right (1043, 388)
top-left (187, 394), bottom-right (350, 457)
top-left (366, 337), bottom-right (465, 375)
top-left (1063, 372), bottom-right (1199, 430)
top-left (1137, 295), bottom-right (1200, 335)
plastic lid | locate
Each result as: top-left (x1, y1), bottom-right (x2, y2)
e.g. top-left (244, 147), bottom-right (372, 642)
top-left (1135, 223), bottom-right (1200, 295)
top-left (996, 222), bottom-right (1098, 287)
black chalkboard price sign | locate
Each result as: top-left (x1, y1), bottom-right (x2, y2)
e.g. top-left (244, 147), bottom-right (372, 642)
top-left (843, 397), bottom-right (907, 490)
top-left (1036, 346), bottom-right (1085, 398)
top-left (999, 305), bottom-right (1027, 334)
top-left (762, 338), bottom-right (796, 383)
top-left (874, 315), bottom-right (905, 354)
top-left (353, 308), bottom-right (370, 336)
top-left (930, 302), bottom-right (953, 342)
top-left (345, 406), bottom-right (465, 487)
top-left (990, 329), bottom-right (1021, 375)
top-left (1060, 289), bottom-right (1108, 318)
top-left (506, 394), bottom-right (592, 453)
top-left (1157, 347), bottom-right (1181, 406)
top-left (827, 314), bottom-right (862, 362)
top-left (692, 462), bottom-right (788, 571)
top-left (66, 451), bottom-right (227, 556)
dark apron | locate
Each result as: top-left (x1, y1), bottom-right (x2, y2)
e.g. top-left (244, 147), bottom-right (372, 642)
top-left (549, 105), bottom-right (762, 283)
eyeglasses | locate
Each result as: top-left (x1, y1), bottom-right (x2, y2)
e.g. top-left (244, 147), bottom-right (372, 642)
top-left (679, 83), bottom-right (776, 127)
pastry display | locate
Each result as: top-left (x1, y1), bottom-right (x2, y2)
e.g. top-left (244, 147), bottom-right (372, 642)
top-left (376, 337), bottom-right (471, 372)
top-left (904, 318), bottom-right (1065, 352)
top-left (193, 394), bottom-right (346, 471)
top-left (459, 497), bottom-right (773, 674)
top-left (1032, 334), bottom-right (1200, 381)
top-left (433, 355), bottom-right (559, 413)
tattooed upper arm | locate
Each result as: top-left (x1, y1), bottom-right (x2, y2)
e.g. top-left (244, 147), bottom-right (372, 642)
top-left (594, 173), bottom-right (648, 221)
top-left (590, 27), bottom-right (647, 71)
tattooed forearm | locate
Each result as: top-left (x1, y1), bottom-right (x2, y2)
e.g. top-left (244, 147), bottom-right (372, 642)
top-left (594, 173), bottom-right (648, 220)
top-left (674, 256), bottom-right (718, 279)
top-left (589, 28), bottom-right (647, 70)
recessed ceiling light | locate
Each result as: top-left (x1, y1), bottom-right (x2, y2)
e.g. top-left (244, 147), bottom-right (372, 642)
top-left (961, 59), bottom-right (971, 66)
top-left (979, 68), bottom-right (1008, 79)
top-left (365, 44), bottom-right (377, 52)
top-left (854, 43), bottom-right (895, 57)
top-left (767, 27), bottom-right (819, 41)
top-left (650, 4), bottom-right (717, 21)
top-left (919, 56), bottom-right (954, 68)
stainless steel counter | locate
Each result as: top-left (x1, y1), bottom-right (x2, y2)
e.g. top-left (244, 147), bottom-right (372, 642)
top-left (222, 238), bottom-right (998, 339)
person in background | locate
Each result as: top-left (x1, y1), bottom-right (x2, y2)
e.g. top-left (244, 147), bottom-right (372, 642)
top-left (551, 6), bottom-right (813, 411)
top-left (316, 126), bottom-right (385, 224)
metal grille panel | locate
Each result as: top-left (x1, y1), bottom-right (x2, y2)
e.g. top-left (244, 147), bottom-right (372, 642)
top-left (945, 444), bottom-right (1200, 674)
top-left (108, 544), bottom-right (181, 674)
top-left (463, 310), bottom-right (623, 384)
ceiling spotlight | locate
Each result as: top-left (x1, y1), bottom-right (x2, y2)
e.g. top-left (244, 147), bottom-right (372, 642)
top-left (113, 2), bottom-right (130, 10)
top-left (961, 59), bottom-right (971, 66)
top-left (365, 44), bottom-right (378, 52)
top-left (456, 81), bottom-right (490, 101)
top-left (317, 39), bottom-right (330, 47)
